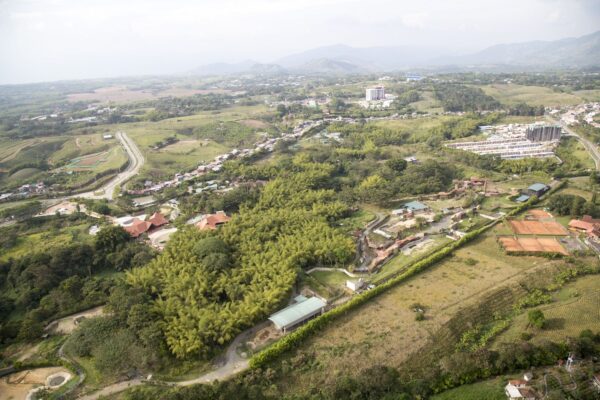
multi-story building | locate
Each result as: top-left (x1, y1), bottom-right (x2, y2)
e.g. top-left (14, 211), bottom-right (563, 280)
top-left (366, 86), bottom-right (385, 101)
top-left (526, 125), bottom-right (562, 142)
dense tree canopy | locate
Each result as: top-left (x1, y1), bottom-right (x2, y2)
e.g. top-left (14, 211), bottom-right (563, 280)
top-left (128, 159), bottom-right (355, 358)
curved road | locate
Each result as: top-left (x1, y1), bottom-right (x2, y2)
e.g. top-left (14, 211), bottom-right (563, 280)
top-left (74, 131), bottom-right (144, 200)
top-left (76, 322), bottom-right (269, 400)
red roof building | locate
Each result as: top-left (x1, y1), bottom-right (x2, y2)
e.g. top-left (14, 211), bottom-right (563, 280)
top-left (124, 219), bottom-right (152, 238)
top-left (195, 211), bottom-right (231, 230)
top-left (568, 216), bottom-right (600, 238)
top-left (148, 212), bottom-right (168, 227)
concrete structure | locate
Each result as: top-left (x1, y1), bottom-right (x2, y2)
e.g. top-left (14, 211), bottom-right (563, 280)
top-left (268, 296), bottom-right (326, 333)
top-left (365, 86), bottom-right (385, 101)
top-left (526, 125), bottom-right (561, 142)
top-left (346, 279), bottom-right (364, 292)
top-left (504, 380), bottom-right (536, 400)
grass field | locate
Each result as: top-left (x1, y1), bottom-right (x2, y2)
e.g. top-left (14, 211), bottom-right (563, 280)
top-left (573, 89), bottom-right (600, 102)
top-left (479, 84), bottom-right (583, 106)
top-left (273, 226), bottom-right (565, 395)
top-left (431, 376), bottom-right (506, 400)
top-left (493, 274), bottom-right (600, 346)
top-left (66, 105), bottom-right (276, 178)
top-left (555, 136), bottom-right (596, 171)
top-left (48, 134), bottom-right (111, 165)
top-left (0, 222), bottom-right (93, 261)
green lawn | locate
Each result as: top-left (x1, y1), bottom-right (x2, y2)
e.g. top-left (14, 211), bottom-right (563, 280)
top-left (310, 270), bottom-right (349, 289)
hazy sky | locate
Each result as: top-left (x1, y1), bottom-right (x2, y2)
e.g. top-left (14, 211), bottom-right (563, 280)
top-left (1, 0), bottom-right (599, 84)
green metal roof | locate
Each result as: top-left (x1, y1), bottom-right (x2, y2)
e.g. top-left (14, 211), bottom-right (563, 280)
top-left (268, 297), bottom-right (326, 329)
top-left (528, 183), bottom-right (548, 191)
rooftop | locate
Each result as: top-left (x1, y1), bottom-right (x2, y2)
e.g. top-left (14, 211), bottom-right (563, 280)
top-left (528, 183), bottom-right (548, 191)
top-left (268, 297), bottom-right (326, 330)
top-left (404, 200), bottom-right (428, 211)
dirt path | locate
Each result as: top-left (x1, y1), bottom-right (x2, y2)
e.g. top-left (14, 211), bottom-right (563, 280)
top-left (45, 306), bottom-right (105, 335)
top-left (75, 323), bottom-right (269, 399)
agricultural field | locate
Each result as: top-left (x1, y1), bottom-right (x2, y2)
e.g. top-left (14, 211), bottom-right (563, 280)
top-left (273, 227), bottom-right (566, 395)
top-left (70, 105), bottom-right (277, 179)
top-left (479, 84), bottom-right (584, 106)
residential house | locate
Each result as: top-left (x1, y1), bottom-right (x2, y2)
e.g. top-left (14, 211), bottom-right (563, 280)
top-left (526, 183), bottom-right (549, 198)
top-left (195, 211), bottom-right (231, 230)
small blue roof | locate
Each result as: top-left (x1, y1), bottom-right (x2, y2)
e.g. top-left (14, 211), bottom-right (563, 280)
top-left (515, 195), bottom-right (530, 203)
top-left (404, 201), bottom-right (428, 211)
top-left (528, 183), bottom-right (548, 191)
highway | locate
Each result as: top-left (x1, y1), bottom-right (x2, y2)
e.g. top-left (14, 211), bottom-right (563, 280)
top-left (75, 131), bottom-right (144, 200)
top-left (547, 116), bottom-right (600, 171)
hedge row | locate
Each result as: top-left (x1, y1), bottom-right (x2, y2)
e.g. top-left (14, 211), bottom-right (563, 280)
top-left (250, 184), bottom-right (561, 369)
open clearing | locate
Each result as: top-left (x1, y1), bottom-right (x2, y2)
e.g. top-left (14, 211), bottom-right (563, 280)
top-left (494, 274), bottom-right (600, 346)
top-left (276, 228), bottom-right (566, 394)
top-left (0, 366), bottom-right (71, 400)
top-left (238, 119), bottom-right (269, 129)
top-left (479, 84), bottom-right (583, 106)
top-left (431, 376), bottom-right (506, 400)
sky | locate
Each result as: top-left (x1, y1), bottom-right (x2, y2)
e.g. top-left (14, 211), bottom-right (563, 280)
top-left (0, 0), bottom-right (599, 84)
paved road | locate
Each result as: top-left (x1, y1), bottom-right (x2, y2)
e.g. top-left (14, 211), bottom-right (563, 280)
top-left (75, 131), bottom-right (144, 200)
top-left (547, 116), bottom-right (600, 171)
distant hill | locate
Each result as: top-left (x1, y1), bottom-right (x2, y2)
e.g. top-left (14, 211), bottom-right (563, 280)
top-left (292, 58), bottom-right (368, 74)
top-left (189, 31), bottom-right (600, 76)
top-left (442, 30), bottom-right (600, 67)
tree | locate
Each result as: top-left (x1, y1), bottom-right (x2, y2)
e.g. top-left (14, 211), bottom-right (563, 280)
top-left (95, 225), bottom-right (130, 253)
top-left (528, 309), bottom-right (546, 329)
top-left (385, 157), bottom-right (407, 173)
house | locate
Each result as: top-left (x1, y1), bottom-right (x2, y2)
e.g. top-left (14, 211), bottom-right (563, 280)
top-left (568, 216), bottom-right (600, 238)
top-left (195, 211), bottom-right (231, 230)
top-left (268, 296), bottom-right (327, 333)
top-left (124, 219), bottom-right (152, 238)
top-left (103, 134), bottom-right (113, 140)
top-left (148, 212), bottom-right (168, 228)
top-left (403, 201), bottom-right (429, 213)
top-left (403, 156), bottom-right (418, 164)
top-left (526, 183), bottom-right (550, 198)
top-left (346, 279), bottom-right (364, 292)
top-left (504, 380), bottom-right (536, 400)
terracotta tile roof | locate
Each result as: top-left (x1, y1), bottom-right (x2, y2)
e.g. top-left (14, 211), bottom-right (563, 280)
top-left (124, 218), bottom-right (152, 237)
top-left (569, 219), bottom-right (600, 237)
top-left (195, 211), bottom-right (231, 230)
top-left (148, 212), bottom-right (168, 227)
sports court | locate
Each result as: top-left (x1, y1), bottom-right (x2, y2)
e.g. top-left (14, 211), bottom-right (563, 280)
top-left (509, 220), bottom-right (567, 236)
top-left (498, 236), bottom-right (568, 255)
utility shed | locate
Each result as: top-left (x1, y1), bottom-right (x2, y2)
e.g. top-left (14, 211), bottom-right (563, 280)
top-left (526, 183), bottom-right (549, 197)
top-left (268, 297), bottom-right (326, 333)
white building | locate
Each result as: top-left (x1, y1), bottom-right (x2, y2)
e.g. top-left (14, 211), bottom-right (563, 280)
top-left (366, 86), bottom-right (385, 101)
top-left (346, 279), bottom-right (365, 292)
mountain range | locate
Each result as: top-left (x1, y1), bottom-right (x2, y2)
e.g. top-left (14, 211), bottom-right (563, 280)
top-left (189, 30), bottom-right (600, 76)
